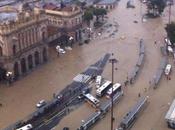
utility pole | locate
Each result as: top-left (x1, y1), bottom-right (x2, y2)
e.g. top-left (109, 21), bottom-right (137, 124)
top-left (109, 53), bottom-right (118, 130)
top-left (168, 0), bottom-right (172, 24)
top-left (140, 0), bottom-right (143, 22)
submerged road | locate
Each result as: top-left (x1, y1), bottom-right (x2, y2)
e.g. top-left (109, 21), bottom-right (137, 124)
top-left (1, 0), bottom-right (175, 130)
top-left (2, 54), bottom-right (110, 130)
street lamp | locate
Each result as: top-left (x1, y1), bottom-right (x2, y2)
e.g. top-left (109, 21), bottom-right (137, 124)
top-left (168, 0), bottom-right (173, 24)
top-left (109, 53), bottom-right (118, 130)
top-left (69, 36), bottom-right (74, 47)
top-left (6, 71), bottom-right (13, 85)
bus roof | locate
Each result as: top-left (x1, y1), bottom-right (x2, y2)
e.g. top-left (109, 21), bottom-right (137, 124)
top-left (121, 97), bottom-right (147, 125)
top-left (96, 80), bottom-right (111, 93)
top-left (84, 93), bottom-right (99, 103)
top-left (165, 99), bottom-right (175, 121)
top-left (107, 83), bottom-right (121, 95)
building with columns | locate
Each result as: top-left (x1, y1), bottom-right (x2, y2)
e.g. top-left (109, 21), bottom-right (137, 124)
top-left (37, 2), bottom-right (83, 46)
top-left (94, 0), bottom-right (117, 11)
top-left (0, 1), bottom-right (83, 82)
top-left (0, 6), bottom-right (49, 81)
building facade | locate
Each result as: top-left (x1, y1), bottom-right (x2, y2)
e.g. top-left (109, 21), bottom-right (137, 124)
top-left (0, 1), bottom-right (83, 82)
top-left (0, 7), bottom-right (49, 81)
top-left (41, 4), bottom-right (83, 45)
top-left (94, 0), bottom-right (117, 11)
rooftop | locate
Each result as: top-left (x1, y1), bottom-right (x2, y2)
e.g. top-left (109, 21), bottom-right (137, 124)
top-left (0, 0), bottom-right (15, 7)
top-left (97, 0), bottom-right (116, 5)
top-left (0, 12), bottom-right (17, 23)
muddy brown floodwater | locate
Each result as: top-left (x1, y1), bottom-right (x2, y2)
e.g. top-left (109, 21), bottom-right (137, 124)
top-left (0, 0), bottom-right (175, 130)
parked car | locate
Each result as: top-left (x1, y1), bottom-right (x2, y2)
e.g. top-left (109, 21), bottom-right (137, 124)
top-left (63, 127), bottom-right (69, 130)
top-left (142, 0), bottom-right (147, 3)
top-left (167, 46), bottom-right (173, 53)
top-left (165, 38), bottom-right (172, 46)
top-left (59, 48), bottom-right (66, 54)
top-left (165, 64), bottom-right (172, 76)
top-left (36, 100), bottom-right (46, 108)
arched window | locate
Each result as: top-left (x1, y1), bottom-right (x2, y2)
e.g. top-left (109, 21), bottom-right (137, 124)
top-left (0, 46), bottom-right (2, 56)
top-left (43, 48), bottom-right (47, 62)
top-left (42, 31), bottom-right (46, 40)
top-left (13, 45), bottom-right (16, 55)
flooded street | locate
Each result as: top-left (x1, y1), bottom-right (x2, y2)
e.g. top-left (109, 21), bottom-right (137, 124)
top-left (1, 0), bottom-right (175, 130)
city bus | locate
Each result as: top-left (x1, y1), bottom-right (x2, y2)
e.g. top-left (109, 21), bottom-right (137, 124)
top-left (84, 93), bottom-right (100, 108)
top-left (117, 97), bottom-right (148, 130)
top-left (106, 83), bottom-right (122, 98)
top-left (16, 124), bottom-right (33, 130)
top-left (96, 80), bottom-right (112, 97)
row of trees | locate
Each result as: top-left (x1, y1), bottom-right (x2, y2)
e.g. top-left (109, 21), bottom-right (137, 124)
top-left (83, 6), bottom-right (107, 26)
top-left (146, 0), bottom-right (166, 17)
top-left (165, 22), bottom-right (175, 45)
top-left (146, 0), bottom-right (175, 44)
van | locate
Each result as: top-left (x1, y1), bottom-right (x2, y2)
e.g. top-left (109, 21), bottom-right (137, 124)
top-left (167, 46), bottom-right (173, 53)
top-left (16, 124), bottom-right (33, 130)
top-left (165, 64), bottom-right (171, 76)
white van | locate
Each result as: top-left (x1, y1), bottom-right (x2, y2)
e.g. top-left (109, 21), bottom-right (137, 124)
top-left (168, 46), bottom-right (173, 53)
top-left (165, 64), bottom-right (172, 76)
top-left (16, 124), bottom-right (33, 130)
top-left (165, 38), bottom-right (172, 46)
top-left (95, 75), bottom-right (102, 89)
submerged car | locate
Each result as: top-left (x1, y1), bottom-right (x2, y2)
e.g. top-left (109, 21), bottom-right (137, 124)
top-left (36, 100), bottom-right (46, 108)
top-left (165, 64), bottom-right (172, 76)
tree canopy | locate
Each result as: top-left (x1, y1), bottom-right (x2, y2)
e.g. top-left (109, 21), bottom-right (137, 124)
top-left (165, 22), bottom-right (175, 44)
top-left (83, 10), bottom-right (93, 26)
top-left (147, 0), bottom-right (166, 16)
top-left (93, 8), bottom-right (107, 22)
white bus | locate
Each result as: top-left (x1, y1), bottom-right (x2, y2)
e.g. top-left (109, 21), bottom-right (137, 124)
top-left (84, 93), bottom-right (100, 108)
top-left (95, 75), bottom-right (102, 89)
top-left (16, 124), bottom-right (33, 130)
top-left (106, 83), bottom-right (122, 98)
top-left (96, 80), bottom-right (112, 97)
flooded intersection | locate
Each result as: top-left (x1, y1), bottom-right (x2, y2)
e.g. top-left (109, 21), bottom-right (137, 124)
top-left (1, 0), bottom-right (175, 130)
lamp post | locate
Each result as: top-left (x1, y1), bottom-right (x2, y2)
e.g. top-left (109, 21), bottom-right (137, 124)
top-left (69, 36), bottom-right (74, 47)
top-left (168, 0), bottom-right (173, 24)
top-left (6, 71), bottom-right (13, 85)
top-left (109, 53), bottom-right (118, 130)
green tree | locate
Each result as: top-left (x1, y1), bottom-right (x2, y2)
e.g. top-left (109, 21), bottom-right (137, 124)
top-left (93, 8), bottom-right (107, 22)
top-left (147, 0), bottom-right (166, 16)
top-left (75, 0), bottom-right (86, 9)
top-left (165, 22), bottom-right (175, 45)
top-left (83, 10), bottom-right (93, 26)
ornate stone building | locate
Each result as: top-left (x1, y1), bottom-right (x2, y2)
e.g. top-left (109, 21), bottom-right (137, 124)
top-left (0, 6), bottom-right (49, 81)
top-left (37, 2), bottom-right (83, 45)
top-left (0, 1), bottom-right (83, 82)
top-left (94, 0), bottom-right (117, 11)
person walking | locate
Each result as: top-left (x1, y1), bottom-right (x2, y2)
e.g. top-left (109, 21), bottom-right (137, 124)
top-left (138, 93), bottom-right (141, 97)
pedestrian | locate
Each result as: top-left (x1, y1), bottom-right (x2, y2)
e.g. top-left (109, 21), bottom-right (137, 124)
top-left (138, 93), bottom-right (141, 97)
top-left (124, 81), bottom-right (127, 86)
top-left (57, 51), bottom-right (60, 57)
top-left (167, 75), bottom-right (169, 80)
top-left (144, 88), bottom-right (147, 92)
top-left (149, 80), bottom-right (151, 86)
top-left (0, 103), bottom-right (2, 107)
top-left (154, 41), bottom-right (157, 45)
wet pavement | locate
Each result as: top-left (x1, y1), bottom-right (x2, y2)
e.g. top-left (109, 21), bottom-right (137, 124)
top-left (1, 0), bottom-right (175, 130)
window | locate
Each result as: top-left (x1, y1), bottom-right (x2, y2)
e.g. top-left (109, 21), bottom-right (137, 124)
top-left (0, 46), bottom-right (2, 56)
top-left (13, 45), bottom-right (16, 55)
